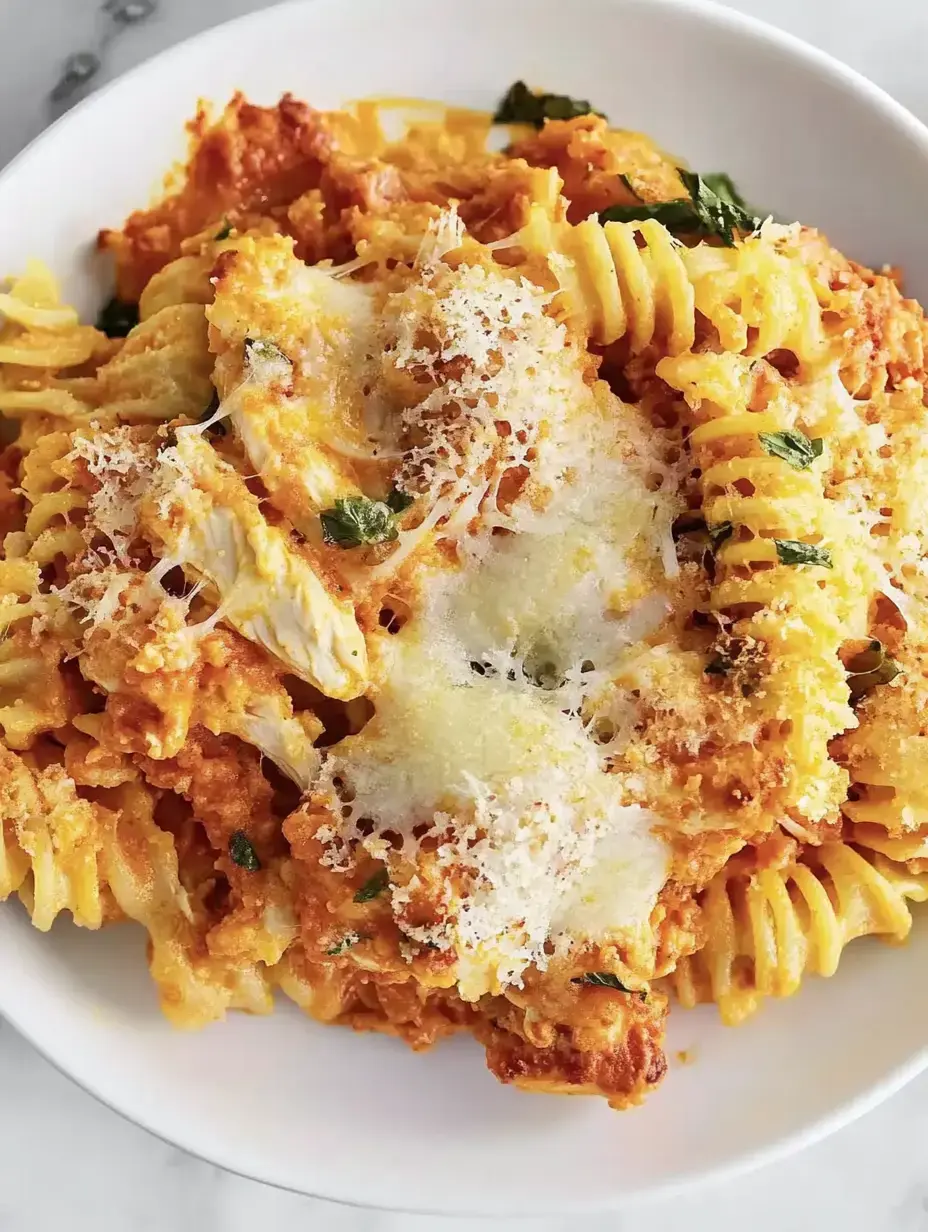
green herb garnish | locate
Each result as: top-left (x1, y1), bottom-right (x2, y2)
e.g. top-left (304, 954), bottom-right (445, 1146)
top-left (758, 429), bottom-right (823, 470)
top-left (708, 521), bottom-right (734, 551)
top-left (321, 496), bottom-right (399, 548)
top-left (326, 931), bottom-right (367, 956)
top-left (600, 169), bottom-right (760, 247)
top-left (214, 219), bottom-right (233, 241)
top-left (353, 868), bottom-right (389, 903)
top-left (571, 972), bottom-right (646, 999)
top-left (774, 539), bottom-right (833, 569)
top-left (701, 172), bottom-right (746, 208)
top-left (599, 196), bottom-right (697, 232)
top-left (243, 336), bottom-right (292, 382)
top-left (96, 297), bottom-right (139, 338)
top-left (846, 640), bottom-right (902, 702)
top-left (493, 80), bottom-right (605, 127)
top-left (385, 486), bottom-right (414, 514)
top-left (229, 830), bottom-right (261, 871)
top-left (704, 654), bottom-right (733, 676)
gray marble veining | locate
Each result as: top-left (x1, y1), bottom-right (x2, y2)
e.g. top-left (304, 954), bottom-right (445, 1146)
top-left (2, 1), bottom-right (928, 1228)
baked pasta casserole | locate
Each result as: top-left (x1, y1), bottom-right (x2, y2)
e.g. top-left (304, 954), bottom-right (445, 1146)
top-left (2, 84), bottom-right (927, 1109)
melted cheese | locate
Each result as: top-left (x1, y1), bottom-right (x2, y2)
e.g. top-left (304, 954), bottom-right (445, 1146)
top-left (320, 623), bottom-right (668, 998)
top-left (318, 387), bottom-right (672, 994)
top-left (435, 409), bottom-right (672, 707)
top-left (310, 231), bottom-right (677, 994)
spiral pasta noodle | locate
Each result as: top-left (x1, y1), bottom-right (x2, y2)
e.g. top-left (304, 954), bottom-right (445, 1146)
top-left (0, 554), bottom-right (78, 749)
top-left (0, 262), bottom-right (104, 370)
top-left (833, 648), bottom-right (928, 870)
top-left (2, 89), bottom-right (928, 1112)
top-left (504, 204), bottom-right (695, 353)
top-left (502, 208), bottom-right (829, 370)
top-left (657, 349), bottom-right (856, 833)
top-left (671, 841), bottom-right (928, 1024)
top-left (682, 228), bottom-right (827, 366)
top-left (0, 746), bottom-right (107, 930)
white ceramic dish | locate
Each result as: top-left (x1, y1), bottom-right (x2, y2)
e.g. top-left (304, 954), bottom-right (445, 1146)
top-left (3, 0), bottom-right (928, 1215)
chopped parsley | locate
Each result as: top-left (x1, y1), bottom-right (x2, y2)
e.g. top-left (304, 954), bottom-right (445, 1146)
top-left (704, 654), bottom-right (733, 677)
top-left (600, 169), bottom-right (760, 247)
top-left (96, 296), bottom-right (139, 338)
top-left (571, 972), bottom-right (647, 999)
top-left (385, 486), bottom-right (415, 514)
top-left (702, 172), bottom-right (747, 207)
top-left (493, 80), bottom-right (605, 127)
top-left (774, 539), bottom-right (833, 569)
top-left (228, 830), bottom-right (261, 871)
top-left (758, 429), bottom-right (823, 470)
top-left (214, 219), bottom-right (233, 241)
top-left (708, 521), bottom-right (734, 552)
top-left (321, 496), bottom-right (400, 547)
top-left (326, 932), bottom-right (367, 956)
top-left (243, 336), bottom-right (292, 381)
top-left (846, 640), bottom-right (902, 701)
top-left (353, 868), bottom-right (389, 903)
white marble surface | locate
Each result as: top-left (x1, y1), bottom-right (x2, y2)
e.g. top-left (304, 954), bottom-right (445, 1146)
top-left (2, 0), bottom-right (928, 1227)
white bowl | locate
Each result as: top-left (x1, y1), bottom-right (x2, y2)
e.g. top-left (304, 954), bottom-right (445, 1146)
top-left (3, 0), bottom-right (928, 1215)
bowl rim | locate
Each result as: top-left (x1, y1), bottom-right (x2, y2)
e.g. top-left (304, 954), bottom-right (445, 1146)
top-left (3, 0), bottom-right (928, 1213)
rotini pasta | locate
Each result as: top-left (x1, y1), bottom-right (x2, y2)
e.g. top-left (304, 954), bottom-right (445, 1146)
top-left (671, 840), bottom-right (928, 1024)
top-left (3, 84), bottom-right (927, 1110)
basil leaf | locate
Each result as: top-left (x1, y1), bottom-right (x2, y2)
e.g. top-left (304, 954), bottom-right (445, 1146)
top-left (493, 80), bottom-right (605, 127)
top-left (774, 539), bottom-right (833, 568)
top-left (326, 931), bottom-right (367, 956)
top-left (704, 654), bottom-right (733, 676)
top-left (320, 496), bottom-right (399, 548)
top-left (599, 197), bottom-right (701, 230)
top-left (353, 868), bottom-right (389, 903)
top-left (571, 972), bottom-right (646, 999)
top-left (617, 173), bottom-right (640, 198)
top-left (702, 172), bottom-right (746, 208)
top-left (96, 297), bottom-right (139, 338)
top-left (758, 429), bottom-right (823, 470)
top-left (229, 830), bottom-right (261, 871)
top-left (601, 169), bottom-right (760, 247)
top-left (846, 640), bottom-right (902, 701)
top-left (708, 521), bottom-right (734, 551)
top-left (679, 169), bottom-right (761, 246)
top-left (385, 486), bottom-right (414, 514)
top-left (214, 219), bottom-right (233, 241)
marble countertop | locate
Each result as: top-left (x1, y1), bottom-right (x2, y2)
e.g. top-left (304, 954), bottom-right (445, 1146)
top-left (3, 1), bottom-right (928, 1228)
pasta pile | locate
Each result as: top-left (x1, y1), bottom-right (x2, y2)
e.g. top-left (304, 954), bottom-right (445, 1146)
top-left (2, 84), bottom-right (927, 1109)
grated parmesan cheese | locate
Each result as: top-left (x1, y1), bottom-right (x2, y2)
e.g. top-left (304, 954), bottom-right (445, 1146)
top-left (317, 621), bottom-right (669, 998)
top-left (68, 426), bottom-right (154, 563)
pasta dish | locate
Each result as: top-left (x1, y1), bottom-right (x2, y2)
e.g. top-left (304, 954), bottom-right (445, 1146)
top-left (2, 83), bottom-right (927, 1109)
